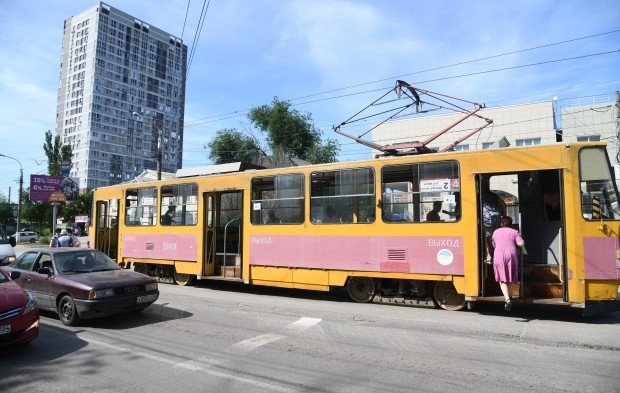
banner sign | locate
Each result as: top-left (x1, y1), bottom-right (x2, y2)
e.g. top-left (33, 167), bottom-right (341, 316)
top-left (75, 215), bottom-right (89, 223)
top-left (30, 175), bottom-right (80, 202)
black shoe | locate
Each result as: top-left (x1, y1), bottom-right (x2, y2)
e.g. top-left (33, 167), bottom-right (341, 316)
top-left (504, 300), bottom-right (512, 312)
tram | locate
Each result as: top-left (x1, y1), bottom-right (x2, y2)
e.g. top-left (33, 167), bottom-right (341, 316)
top-left (90, 142), bottom-right (620, 313)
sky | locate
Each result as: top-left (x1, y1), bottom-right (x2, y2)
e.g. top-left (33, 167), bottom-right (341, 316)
top-left (0, 0), bottom-right (619, 199)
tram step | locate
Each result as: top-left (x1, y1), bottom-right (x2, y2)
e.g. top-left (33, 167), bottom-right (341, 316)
top-left (522, 282), bottom-right (564, 298)
top-left (522, 264), bottom-right (562, 283)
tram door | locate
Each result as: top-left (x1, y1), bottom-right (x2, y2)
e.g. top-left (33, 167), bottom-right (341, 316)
top-left (94, 199), bottom-right (119, 261)
top-left (203, 191), bottom-right (243, 279)
top-left (477, 171), bottom-right (567, 301)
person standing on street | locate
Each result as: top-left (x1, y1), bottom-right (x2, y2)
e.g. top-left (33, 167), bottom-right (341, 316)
top-left (57, 229), bottom-right (73, 247)
top-left (50, 228), bottom-right (61, 247)
top-left (492, 215), bottom-right (525, 311)
top-left (66, 227), bottom-right (81, 248)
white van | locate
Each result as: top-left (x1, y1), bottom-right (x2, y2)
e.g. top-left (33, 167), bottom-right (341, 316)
top-left (0, 224), bottom-right (16, 265)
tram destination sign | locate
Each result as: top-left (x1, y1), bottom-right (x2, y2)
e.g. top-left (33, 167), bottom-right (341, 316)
top-left (30, 175), bottom-right (80, 202)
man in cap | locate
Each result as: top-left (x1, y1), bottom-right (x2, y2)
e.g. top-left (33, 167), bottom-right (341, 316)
top-left (57, 229), bottom-right (74, 247)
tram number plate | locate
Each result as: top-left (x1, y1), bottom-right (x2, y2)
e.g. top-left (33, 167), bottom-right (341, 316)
top-left (0, 324), bottom-right (11, 335)
top-left (136, 294), bottom-right (158, 304)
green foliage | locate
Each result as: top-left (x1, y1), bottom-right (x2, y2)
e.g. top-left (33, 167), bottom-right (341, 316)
top-left (21, 190), bottom-right (53, 231)
top-left (60, 191), bottom-right (93, 223)
top-left (248, 97), bottom-right (339, 164)
top-left (0, 195), bottom-right (14, 224)
top-left (208, 98), bottom-right (340, 167)
top-left (43, 130), bottom-right (72, 176)
top-left (207, 128), bottom-right (262, 165)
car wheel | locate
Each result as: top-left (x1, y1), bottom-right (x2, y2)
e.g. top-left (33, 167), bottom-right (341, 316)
top-left (58, 295), bottom-right (80, 326)
top-left (29, 238), bottom-right (36, 243)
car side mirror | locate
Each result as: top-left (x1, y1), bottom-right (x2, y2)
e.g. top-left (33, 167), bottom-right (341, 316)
top-left (9, 270), bottom-right (21, 280)
top-left (38, 267), bottom-right (53, 276)
top-left (9, 237), bottom-right (16, 247)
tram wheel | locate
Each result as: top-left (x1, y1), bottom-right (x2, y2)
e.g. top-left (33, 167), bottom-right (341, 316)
top-left (433, 281), bottom-right (466, 311)
top-left (134, 263), bottom-right (147, 274)
top-left (347, 277), bottom-right (376, 303)
top-left (173, 271), bottom-right (195, 286)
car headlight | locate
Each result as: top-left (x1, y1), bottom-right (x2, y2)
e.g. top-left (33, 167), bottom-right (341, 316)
top-left (88, 288), bottom-right (115, 300)
top-left (4, 256), bottom-right (15, 265)
top-left (146, 282), bottom-right (158, 292)
top-left (23, 292), bottom-right (37, 314)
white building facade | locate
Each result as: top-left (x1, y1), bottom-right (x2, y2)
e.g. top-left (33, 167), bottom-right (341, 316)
top-left (56, 2), bottom-right (187, 190)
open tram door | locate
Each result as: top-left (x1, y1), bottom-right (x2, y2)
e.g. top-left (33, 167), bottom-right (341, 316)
top-left (94, 199), bottom-right (119, 261)
top-left (203, 190), bottom-right (244, 280)
top-left (477, 171), bottom-right (568, 305)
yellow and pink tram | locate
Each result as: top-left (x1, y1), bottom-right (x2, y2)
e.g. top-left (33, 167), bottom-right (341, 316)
top-left (90, 142), bottom-right (620, 313)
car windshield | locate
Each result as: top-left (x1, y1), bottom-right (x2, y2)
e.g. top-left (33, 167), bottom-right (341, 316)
top-left (55, 250), bottom-right (121, 274)
top-left (0, 270), bottom-right (6, 283)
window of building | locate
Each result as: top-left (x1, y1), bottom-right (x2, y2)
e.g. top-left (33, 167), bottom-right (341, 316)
top-left (160, 183), bottom-right (198, 225)
top-left (251, 174), bottom-right (304, 225)
top-left (482, 142), bottom-right (494, 149)
top-left (310, 168), bottom-right (375, 224)
top-left (382, 161), bottom-right (461, 223)
top-left (516, 138), bottom-right (541, 146)
top-left (125, 187), bottom-right (157, 226)
top-left (453, 144), bottom-right (469, 151)
top-left (576, 135), bottom-right (601, 142)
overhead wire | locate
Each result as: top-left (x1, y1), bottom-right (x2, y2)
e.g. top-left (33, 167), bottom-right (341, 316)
top-left (180, 0), bottom-right (192, 40)
top-left (186, 0), bottom-right (211, 77)
top-left (184, 28), bottom-right (620, 125)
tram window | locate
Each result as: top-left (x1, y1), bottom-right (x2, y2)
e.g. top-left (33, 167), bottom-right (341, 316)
top-left (579, 147), bottom-right (620, 220)
top-left (160, 183), bottom-right (198, 226)
top-left (382, 161), bottom-right (460, 223)
top-left (310, 168), bottom-right (375, 224)
top-left (125, 187), bottom-right (157, 226)
top-left (251, 174), bottom-right (304, 225)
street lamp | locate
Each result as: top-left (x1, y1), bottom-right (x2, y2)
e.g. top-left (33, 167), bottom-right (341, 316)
top-left (132, 111), bottom-right (162, 180)
top-left (0, 154), bottom-right (23, 235)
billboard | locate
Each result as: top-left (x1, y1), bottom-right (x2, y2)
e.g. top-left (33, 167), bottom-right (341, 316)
top-left (30, 175), bottom-right (80, 202)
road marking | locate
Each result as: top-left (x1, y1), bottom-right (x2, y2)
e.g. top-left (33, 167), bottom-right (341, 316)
top-left (80, 335), bottom-right (295, 393)
top-left (231, 333), bottom-right (286, 353)
top-left (285, 317), bottom-right (322, 333)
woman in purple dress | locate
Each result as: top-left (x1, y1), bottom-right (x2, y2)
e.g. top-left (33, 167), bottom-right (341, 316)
top-left (492, 216), bottom-right (525, 311)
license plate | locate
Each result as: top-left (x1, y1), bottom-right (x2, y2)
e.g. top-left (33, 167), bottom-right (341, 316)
top-left (0, 324), bottom-right (11, 335)
top-left (136, 294), bottom-right (158, 304)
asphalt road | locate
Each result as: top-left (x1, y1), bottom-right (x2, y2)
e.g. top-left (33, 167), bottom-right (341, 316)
top-left (1, 278), bottom-right (619, 393)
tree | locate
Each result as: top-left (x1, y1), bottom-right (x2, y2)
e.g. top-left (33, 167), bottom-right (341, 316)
top-left (60, 191), bottom-right (93, 223)
top-left (43, 130), bottom-right (72, 176)
top-left (21, 190), bottom-right (53, 232)
top-left (207, 98), bottom-right (340, 167)
top-left (0, 195), bottom-right (14, 225)
top-left (248, 97), bottom-right (339, 164)
top-left (207, 129), bottom-right (262, 165)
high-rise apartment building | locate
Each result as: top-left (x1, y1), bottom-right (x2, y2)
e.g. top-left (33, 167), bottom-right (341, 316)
top-left (56, 2), bottom-right (187, 190)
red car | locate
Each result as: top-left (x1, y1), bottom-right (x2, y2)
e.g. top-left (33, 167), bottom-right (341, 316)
top-left (0, 268), bottom-right (39, 348)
